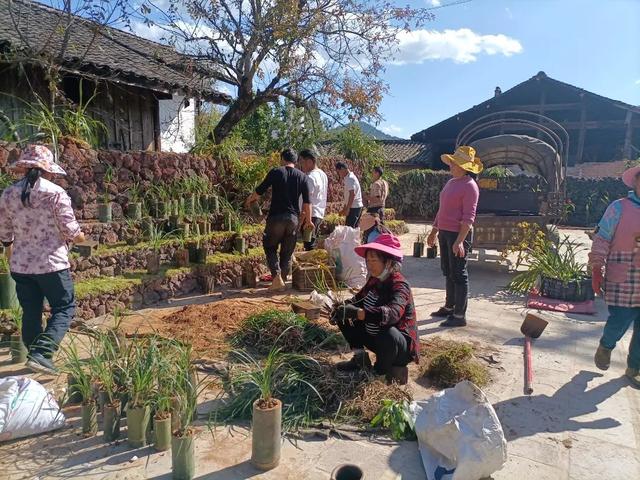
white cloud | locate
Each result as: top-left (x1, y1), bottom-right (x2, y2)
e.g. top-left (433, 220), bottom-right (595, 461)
top-left (635, 79), bottom-right (640, 85)
top-left (429, 0), bottom-right (442, 6)
top-left (390, 28), bottom-right (523, 65)
top-left (381, 124), bottom-right (404, 136)
top-left (130, 20), bottom-right (169, 43)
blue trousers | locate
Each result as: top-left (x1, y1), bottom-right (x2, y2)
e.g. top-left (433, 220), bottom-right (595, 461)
top-left (11, 269), bottom-right (76, 358)
top-left (600, 306), bottom-right (640, 370)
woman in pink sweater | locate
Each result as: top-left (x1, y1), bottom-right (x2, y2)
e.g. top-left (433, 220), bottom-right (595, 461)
top-left (590, 164), bottom-right (640, 388)
top-left (427, 146), bottom-right (483, 327)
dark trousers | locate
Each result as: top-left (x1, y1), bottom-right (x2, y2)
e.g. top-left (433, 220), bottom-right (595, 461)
top-left (303, 216), bottom-right (322, 251)
top-left (337, 320), bottom-right (411, 375)
top-left (11, 269), bottom-right (75, 358)
top-left (438, 230), bottom-right (472, 317)
top-left (600, 306), bottom-right (640, 370)
top-left (345, 207), bottom-right (363, 228)
top-left (263, 214), bottom-right (299, 279)
top-left (366, 206), bottom-right (385, 222)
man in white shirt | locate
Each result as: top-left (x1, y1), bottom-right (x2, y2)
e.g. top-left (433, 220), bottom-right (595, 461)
top-left (299, 149), bottom-right (328, 250)
top-left (335, 161), bottom-right (363, 227)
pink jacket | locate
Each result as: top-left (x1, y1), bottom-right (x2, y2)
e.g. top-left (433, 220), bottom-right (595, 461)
top-left (590, 194), bottom-right (640, 307)
top-left (433, 176), bottom-right (479, 233)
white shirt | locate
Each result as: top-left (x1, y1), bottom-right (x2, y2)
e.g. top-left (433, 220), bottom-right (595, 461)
top-left (307, 168), bottom-right (328, 218)
top-left (343, 171), bottom-right (363, 209)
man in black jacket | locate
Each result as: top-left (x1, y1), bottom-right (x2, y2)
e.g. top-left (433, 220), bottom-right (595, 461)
top-left (246, 149), bottom-right (313, 290)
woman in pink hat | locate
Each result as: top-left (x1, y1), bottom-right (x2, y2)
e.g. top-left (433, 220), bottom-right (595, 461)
top-left (331, 233), bottom-right (420, 384)
top-left (0, 145), bottom-right (85, 375)
top-left (590, 164), bottom-right (640, 388)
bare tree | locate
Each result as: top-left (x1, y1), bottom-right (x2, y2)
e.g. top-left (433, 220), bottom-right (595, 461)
top-left (136, 0), bottom-right (433, 143)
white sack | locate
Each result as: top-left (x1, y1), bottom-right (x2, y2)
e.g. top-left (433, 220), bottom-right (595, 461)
top-left (412, 381), bottom-right (507, 480)
top-left (323, 226), bottom-right (367, 289)
top-left (0, 376), bottom-right (65, 442)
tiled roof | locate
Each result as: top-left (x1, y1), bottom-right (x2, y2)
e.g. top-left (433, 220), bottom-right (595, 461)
top-left (319, 140), bottom-right (432, 166)
top-left (567, 160), bottom-right (630, 179)
top-left (0, 0), bottom-right (231, 103)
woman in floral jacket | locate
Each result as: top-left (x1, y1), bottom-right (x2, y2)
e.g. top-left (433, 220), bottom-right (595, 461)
top-left (331, 234), bottom-right (419, 384)
top-left (0, 145), bottom-right (84, 374)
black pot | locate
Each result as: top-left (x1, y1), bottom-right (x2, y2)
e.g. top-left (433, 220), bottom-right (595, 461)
top-left (426, 245), bottom-right (438, 259)
top-left (539, 275), bottom-right (594, 302)
top-left (412, 242), bottom-right (424, 258)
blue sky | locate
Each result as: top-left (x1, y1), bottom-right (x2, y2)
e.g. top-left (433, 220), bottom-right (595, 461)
top-left (379, 0), bottom-right (640, 138)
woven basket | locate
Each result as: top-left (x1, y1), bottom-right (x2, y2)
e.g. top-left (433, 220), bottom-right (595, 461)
top-left (292, 264), bottom-right (336, 292)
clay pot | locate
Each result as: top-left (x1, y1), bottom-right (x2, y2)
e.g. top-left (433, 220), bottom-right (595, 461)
top-left (82, 402), bottom-right (98, 436)
top-left (171, 432), bottom-right (195, 480)
top-left (127, 406), bottom-right (151, 448)
top-left (103, 402), bottom-right (121, 442)
top-left (154, 413), bottom-right (172, 452)
top-left (251, 398), bottom-right (282, 471)
top-left (9, 334), bottom-right (27, 364)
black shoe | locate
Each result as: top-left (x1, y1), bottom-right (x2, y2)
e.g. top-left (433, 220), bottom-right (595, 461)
top-left (336, 351), bottom-right (372, 371)
top-left (431, 307), bottom-right (454, 318)
top-left (385, 366), bottom-right (409, 385)
top-left (26, 352), bottom-right (59, 375)
top-left (439, 315), bottom-right (467, 328)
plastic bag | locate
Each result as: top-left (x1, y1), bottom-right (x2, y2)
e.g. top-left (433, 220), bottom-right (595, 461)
top-left (0, 377), bottom-right (66, 442)
top-left (323, 226), bottom-right (367, 289)
top-left (309, 290), bottom-right (334, 311)
top-left (411, 381), bottom-right (507, 480)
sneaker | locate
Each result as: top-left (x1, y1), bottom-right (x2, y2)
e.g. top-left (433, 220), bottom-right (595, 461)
top-left (26, 353), bottom-right (58, 375)
top-left (336, 351), bottom-right (372, 371)
top-left (269, 274), bottom-right (286, 292)
top-left (625, 368), bottom-right (640, 388)
top-left (440, 315), bottom-right (467, 328)
top-left (594, 345), bottom-right (612, 371)
top-left (431, 307), bottom-right (454, 318)
top-left (386, 366), bottom-right (409, 385)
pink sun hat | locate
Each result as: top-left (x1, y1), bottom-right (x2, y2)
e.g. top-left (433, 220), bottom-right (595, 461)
top-left (9, 145), bottom-right (66, 175)
top-left (355, 233), bottom-right (404, 261)
top-left (622, 165), bottom-right (640, 188)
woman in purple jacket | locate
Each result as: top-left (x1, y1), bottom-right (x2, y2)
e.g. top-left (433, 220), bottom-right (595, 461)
top-left (427, 146), bottom-right (483, 327)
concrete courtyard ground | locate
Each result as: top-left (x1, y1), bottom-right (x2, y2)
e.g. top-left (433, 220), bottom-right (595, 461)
top-left (1, 224), bottom-right (639, 479)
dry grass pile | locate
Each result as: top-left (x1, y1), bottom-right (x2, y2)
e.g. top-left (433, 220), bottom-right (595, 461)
top-left (420, 337), bottom-right (490, 388)
top-left (159, 299), bottom-right (288, 358)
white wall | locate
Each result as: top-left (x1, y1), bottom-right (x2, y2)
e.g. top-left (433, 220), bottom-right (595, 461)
top-left (159, 95), bottom-right (196, 153)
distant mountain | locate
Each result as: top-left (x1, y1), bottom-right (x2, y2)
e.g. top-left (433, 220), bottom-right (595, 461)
top-left (328, 121), bottom-right (404, 140)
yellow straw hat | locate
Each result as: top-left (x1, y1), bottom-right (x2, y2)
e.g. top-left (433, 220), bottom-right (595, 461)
top-left (441, 146), bottom-right (484, 174)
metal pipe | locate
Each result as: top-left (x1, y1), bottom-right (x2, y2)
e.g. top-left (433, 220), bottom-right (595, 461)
top-left (524, 335), bottom-right (534, 395)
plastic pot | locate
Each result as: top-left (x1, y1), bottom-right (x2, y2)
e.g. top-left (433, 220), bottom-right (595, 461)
top-left (154, 414), bottom-right (172, 452)
top-left (67, 374), bottom-right (83, 404)
top-left (97, 389), bottom-right (109, 411)
top-left (141, 218), bottom-right (154, 240)
top-left (251, 398), bottom-right (282, 471)
top-left (174, 249), bottom-right (190, 267)
top-left (103, 403), bottom-right (121, 442)
top-left (539, 275), bottom-right (595, 302)
top-left (201, 276), bottom-right (215, 294)
top-left (184, 195), bottom-right (197, 216)
top-left (127, 405), bottom-right (151, 448)
top-left (233, 237), bottom-right (246, 254)
top-left (302, 225), bottom-right (314, 243)
top-left (97, 203), bottom-right (112, 223)
top-left (10, 334), bottom-right (27, 364)
top-left (147, 252), bottom-right (161, 275)
top-left (171, 432), bottom-right (195, 480)
top-left (249, 202), bottom-right (262, 217)
top-left (412, 242), bottom-right (424, 258)
top-left (331, 464), bottom-right (365, 480)
top-left (210, 196), bottom-right (220, 214)
top-left (170, 396), bottom-right (182, 432)
top-left (82, 402), bottom-right (98, 436)
top-left (426, 245), bottom-right (438, 259)
top-left (0, 272), bottom-right (19, 309)
top-left (126, 203), bottom-right (143, 220)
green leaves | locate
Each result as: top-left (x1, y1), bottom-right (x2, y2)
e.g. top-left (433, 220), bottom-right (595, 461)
top-left (370, 400), bottom-right (416, 441)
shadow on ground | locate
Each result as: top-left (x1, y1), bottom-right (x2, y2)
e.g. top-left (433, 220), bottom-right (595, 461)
top-left (494, 370), bottom-right (626, 441)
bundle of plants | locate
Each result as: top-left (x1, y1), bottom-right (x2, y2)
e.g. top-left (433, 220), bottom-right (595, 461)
top-left (341, 377), bottom-right (413, 424)
top-left (507, 235), bottom-right (588, 294)
top-left (235, 309), bottom-right (342, 354)
top-left (213, 343), bottom-right (324, 432)
top-left (421, 342), bottom-right (489, 389)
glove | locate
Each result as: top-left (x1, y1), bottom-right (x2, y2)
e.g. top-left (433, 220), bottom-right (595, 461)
top-left (592, 266), bottom-right (604, 296)
top-left (331, 304), bottom-right (360, 324)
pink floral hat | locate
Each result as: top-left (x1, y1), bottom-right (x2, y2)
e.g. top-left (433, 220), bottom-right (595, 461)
top-left (622, 165), bottom-right (640, 188)
top-left (9, 145), bottom-right (66, 175)
top-left (355, 233), bottom-right (404, 261)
